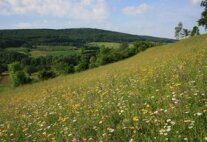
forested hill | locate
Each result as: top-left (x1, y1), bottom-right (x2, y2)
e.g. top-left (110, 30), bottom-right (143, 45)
top-left (0, 28), bottom-right (175, 48)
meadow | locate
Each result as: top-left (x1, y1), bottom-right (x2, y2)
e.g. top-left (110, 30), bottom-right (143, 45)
top-left (5, 46), bottom-right (80, 58)
top-left (0, 35), bottom-right (206, 141)
top-left (88, 42), bottom-right (134, 49)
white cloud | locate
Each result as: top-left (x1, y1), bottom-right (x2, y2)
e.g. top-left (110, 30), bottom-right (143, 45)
top-left (0, 0), bottom-right (108, 21)
top-left (191, 0), bottom-right (202, 4)
top-left (123, 4), bottom-right (151, 16)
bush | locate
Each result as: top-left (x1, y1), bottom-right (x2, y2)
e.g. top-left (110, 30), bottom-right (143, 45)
top-left (38, 70), bottom-right (56, 80)
top-left (53, 62), bottom-right (72, 75)
top-left (8, 62), bottom-right (31, 87)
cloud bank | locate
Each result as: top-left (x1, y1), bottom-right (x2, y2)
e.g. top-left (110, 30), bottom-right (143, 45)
top-left (0, 0), bottom-right (107, 21)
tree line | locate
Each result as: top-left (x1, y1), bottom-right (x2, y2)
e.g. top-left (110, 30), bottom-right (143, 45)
top-left (0, 41), bottom-right (161, 87)
top-left (175, 0), bottom-right (207, 39)
top-left (0, 28), bottom-right (175, 49)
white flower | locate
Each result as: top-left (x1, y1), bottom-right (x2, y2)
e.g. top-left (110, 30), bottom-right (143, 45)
top-left (196, 112), bottom-right (202, 116)
top-left (129, 138), bottom-right (134, 142)
top-left (184, 138), bottom-right (188, 141)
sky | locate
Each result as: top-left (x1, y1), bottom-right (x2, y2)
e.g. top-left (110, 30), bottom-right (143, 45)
top-left (0, 0), bottom-right (204, 38)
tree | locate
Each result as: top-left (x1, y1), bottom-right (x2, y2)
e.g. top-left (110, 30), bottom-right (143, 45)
top-left (89, 56), bottom-right (96, 69)
top-left (182, 29), bottom-right (191, 38)
top-left (53, 62), bottom-right (70, 75)
top-left (120, 43), bottom-right (129, 49)
top-left (175, 22), bottom-right (183, 39)
top-left (198, 0), bottom-right (207, 29)
top-left (76, 48), bottom-right (89, 72)
top-left (8, 62), bottom-right (31, 87)
top-left (191, 26), bottom-right (200, 36)
top-left (38, 70), bottom-right (56, 80)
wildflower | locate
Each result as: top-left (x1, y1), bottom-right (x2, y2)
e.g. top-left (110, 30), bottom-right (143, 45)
top-left (166, 126), bottom-right (171, 132)
top-left (184, 138), bottom-right (188, 141)
top-left (196, 112), bottom-right (202, 116)
top-left (171, 121), bottom-right (176, 125)
top-left (205, 137), bottom-right (207, 141)
top-left (58, 117), bottom-right (67, 123)
top-left (188, 126), bottom-right (193, 129)
top-left (129, 138), bottom-right (134, 142)
top-left (166, 119), bottom-right (171, 123)
top-left (133, 116), bottom-right (139, 122)
top-left (107, 128), bottom-right (115, 133)
top-left (0, 130), bottom-right (4, 136)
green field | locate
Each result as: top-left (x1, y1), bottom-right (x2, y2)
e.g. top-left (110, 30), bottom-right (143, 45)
top-left (0, 35), bottom-right (206, 141)
top-left (5, 46), bottom-right (80, 58)
top-left (88, 42), bottom-right (122, 48)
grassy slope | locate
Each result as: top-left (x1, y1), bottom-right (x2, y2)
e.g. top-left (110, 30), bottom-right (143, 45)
top-left (0, 35), bottom-right (206, 141)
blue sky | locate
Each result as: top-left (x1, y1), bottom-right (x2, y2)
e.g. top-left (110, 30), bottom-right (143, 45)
top-left (0, 0), bottom-right (204, 38)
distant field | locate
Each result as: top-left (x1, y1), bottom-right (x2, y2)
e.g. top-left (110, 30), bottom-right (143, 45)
top-left (88, 42), bottom-right (134, 48)
top-left (5, 46), bottom-right (81, 58)
top-left (30, 50), bottom-right (80, 58)
top-left (88, 42), bottom-right (121, 48)
top-left (36, 46), bottom-right (77, 51)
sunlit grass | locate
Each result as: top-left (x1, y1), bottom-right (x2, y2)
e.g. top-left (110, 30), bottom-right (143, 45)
top-left (0, 35), bottom-right (206, 141)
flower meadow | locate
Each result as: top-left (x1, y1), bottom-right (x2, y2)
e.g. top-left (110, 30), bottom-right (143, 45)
top-left (0, 35), bottom-right (207, 142)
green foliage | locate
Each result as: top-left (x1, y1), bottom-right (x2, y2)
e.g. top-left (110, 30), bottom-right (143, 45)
top-left (175, 22), bottom-right (183, 39)
top-left (89, 56), bottom-right (97, 69)
top-left (8, 62), bottom-right (31, 87)
top-left (198, 0), bottom-right (207, 29)
top-left (0, 28), bottom-right (175, 49)
top-left (38, 70), bottom-right (56, 80)
top-left (53, 62), bottom-right (74, 75)
top-left (175, 22), bottom-right (191, 39)
top-left (24, 66), bottom-right (37, 75)
top-left (191, 26), bottom-right (200, 36)
top-left (119, 42), bottom-right (129, 49)
top-left (198, 9), bottom-right (207, 29)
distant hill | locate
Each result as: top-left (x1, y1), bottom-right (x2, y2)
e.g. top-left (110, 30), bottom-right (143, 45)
top-left (0, 28), bottom-right (175, 48)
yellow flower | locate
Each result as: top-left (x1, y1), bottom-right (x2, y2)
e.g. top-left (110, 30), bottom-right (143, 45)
top-left (0, 129), bottom-right (4, 137)
top-left (133, 116), bottom-right (139, 122)
top-left (58, 117), bottom-right (67, 123)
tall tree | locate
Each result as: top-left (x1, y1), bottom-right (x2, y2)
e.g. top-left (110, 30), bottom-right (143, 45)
top-left (175, 22), bottom-right (183, 39)
top-left (191, 26), bottom-right (200, 36)
top-left (198, 0), bottom-right (207, 29)
top-left (182, 29), bottom-right (191, 38)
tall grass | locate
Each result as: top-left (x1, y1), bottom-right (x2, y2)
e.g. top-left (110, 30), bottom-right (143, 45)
top-left (0, 35), bottom-right (206, 141)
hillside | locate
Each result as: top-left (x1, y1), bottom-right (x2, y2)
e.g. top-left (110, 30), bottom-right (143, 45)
top-left (0, 35), bottom-right (206, 141)
top-left (0, 28), bottom-right (175, 48)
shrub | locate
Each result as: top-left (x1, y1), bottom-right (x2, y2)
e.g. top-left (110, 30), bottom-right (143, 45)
top-left (8, 62), bottom-right (31, 87)
top-left (38, 70), bottom-right (56, 80)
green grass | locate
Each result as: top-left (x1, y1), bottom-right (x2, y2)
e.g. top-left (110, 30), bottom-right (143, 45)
top-left (88, 42), bottom-right (122, 48)
top-left (88, 42), bottom-right (134, 48)
top-left (0, 75), bottom-right (11, 93)
top-left (5, 46), bottom-right (81, 58)
top-left (35, 46), bottom-right (77, 51)
top-left (30, 50), bottom-right (80, 58)
top-left (0, 35), bottom-right (206, 141)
